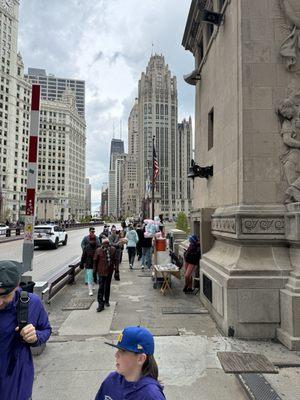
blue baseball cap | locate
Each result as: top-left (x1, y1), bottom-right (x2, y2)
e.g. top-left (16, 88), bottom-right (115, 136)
top-left (105, 326), bottom-right (154, 355)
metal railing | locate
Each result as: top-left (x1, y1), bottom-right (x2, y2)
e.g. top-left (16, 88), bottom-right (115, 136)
top-left (0, 228), bottom-right (24, 237)
top-left (40, 256), bottom-right (81, 304)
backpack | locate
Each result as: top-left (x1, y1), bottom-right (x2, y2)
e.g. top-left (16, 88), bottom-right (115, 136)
top-left (17, 290), bottom-right (29, 331)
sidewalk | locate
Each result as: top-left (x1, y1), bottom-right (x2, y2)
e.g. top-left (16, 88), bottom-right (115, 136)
top-left (33, 253), bottom-right (300, 400)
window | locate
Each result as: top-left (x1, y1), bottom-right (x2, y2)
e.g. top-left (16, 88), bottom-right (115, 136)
top-left (207, 22), bottom-right (214, 44)
top-left (218, 0), bottom-right (226, 11)
top-left (208, 107), bottom-right (214, 151)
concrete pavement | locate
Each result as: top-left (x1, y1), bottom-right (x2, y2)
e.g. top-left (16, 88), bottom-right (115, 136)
top-left (33, 252), bottom-right (300, 400)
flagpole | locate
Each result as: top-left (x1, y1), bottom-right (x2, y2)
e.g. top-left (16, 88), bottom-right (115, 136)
top-left (152, 136), bottom-right (155, 220)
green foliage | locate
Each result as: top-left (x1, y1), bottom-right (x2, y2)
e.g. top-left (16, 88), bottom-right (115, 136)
top-left (80, 215), bottom-right (92, 223)
top-left (176, 212), bottom-right (189, 233)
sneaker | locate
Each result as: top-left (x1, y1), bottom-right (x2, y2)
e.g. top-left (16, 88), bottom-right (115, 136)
top-left (129, 264), bottom-right (133, 269)
top-left (184, 288), bottom-right (194, 294)
top-left (141, 265), bottom-right (144, 270)
top-left (89, 289), bottom-right (93, 296)
top-left (105, 302), bottom-right (110, 307)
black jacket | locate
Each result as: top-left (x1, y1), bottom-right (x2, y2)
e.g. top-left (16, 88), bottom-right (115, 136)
top-left (184, 243), bottom-right (201, 265)
top-left (80, 243), bottom-right (99, 269)
top-left (140, 228), bottom-right (153, 248)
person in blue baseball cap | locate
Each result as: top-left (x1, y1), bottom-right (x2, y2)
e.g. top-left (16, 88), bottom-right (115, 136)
top-left (95, 326), bottom-right (166, 399)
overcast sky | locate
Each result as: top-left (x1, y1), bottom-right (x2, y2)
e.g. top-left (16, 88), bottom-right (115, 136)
top-left (18, 0), bottom-right (195, 211)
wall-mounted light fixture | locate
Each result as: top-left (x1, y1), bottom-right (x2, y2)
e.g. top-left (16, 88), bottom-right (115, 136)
top-left (188, 159), bottom-right (213, 181)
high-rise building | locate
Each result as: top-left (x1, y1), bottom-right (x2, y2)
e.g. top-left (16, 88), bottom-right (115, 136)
top-left (115, 155), bottom-right (127, 219)
top-left (101, 182), bottom-right (108, 217)
top-left (176, 118), bottom-right (193, 215)
top-left (122, 154), bottom-right (139, 218)
top-left (108, 138), bottom-right (125, 217)
top-left (25, 68), bottom-right (85, 119)
top-left (137, 54), bottom-right (178, 219)
top-left (128, 98), bottom-right (139, 156)
top-left (109, 138), bottom-right (125, 169)
top-left (0, 1), bottom-right (32, 222)
top-left (85, 178), bottom-right (91, 216)
top-left (121, 99), bottom-right (140, 216)
top-left (36, 90), bottom-right (86, 221)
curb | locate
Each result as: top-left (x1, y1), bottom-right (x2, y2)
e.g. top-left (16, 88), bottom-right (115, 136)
top-left (0, 235), bottom-right (24, 244)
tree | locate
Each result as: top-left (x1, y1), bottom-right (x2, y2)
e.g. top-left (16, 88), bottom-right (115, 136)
top-left (176, 212), bottom-right (189, 234)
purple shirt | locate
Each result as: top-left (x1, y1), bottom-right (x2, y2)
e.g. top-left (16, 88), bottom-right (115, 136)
top-left (95, 371), bottom-right (166, 400)
top-left (0, 289), bottom-right (51, 400)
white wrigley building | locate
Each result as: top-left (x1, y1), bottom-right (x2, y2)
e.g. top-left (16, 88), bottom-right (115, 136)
top-left (0, 0), bottom-right (86, 222)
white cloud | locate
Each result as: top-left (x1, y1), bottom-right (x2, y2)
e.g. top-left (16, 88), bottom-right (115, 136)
top-left (19, 0), bottom-right (195, 211)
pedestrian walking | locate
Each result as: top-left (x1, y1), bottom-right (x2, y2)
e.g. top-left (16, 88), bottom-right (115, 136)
top-left (109, 226), bottom-right (122, 281)
top-left (125, 225), bottom-right (139, 269)
top-left (183, 235), bottom-right (201, 293)
top-left (81, 226), bottom-right (100, 250)
top-left (95, 326), bottom-right (165, 400)
top-left (140, 226), bottom-right (153, 270)
top-left (0, 261), bottom-right (52, 400)
top-left (93, 238), bottom-right (116, 312)
top-left (80, 233), bottom-right (99, 296)
top-left (136, 224), bottom-right (144, 261)
top-left (99, 224), bottom-right (111, 243)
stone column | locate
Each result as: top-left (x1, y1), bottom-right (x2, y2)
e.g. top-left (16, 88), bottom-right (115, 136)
top-left (277, 203), bottom-right (300, 350)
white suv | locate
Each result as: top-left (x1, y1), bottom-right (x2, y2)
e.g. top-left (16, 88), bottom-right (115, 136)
top-left (34, 224), bottom-right (68, 249)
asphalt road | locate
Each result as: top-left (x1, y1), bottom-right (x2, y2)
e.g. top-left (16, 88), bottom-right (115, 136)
top-left (0, 225), bottom-right (118, 282)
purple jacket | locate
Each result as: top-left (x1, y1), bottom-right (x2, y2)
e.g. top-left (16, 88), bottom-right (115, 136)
top-left (0, 289), bottom-right (52, 400)
top-left (95, 371), bottom-right (166, 400)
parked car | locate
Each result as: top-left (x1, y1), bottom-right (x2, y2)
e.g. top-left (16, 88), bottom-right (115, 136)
top-left (33, 224), bottom-right (68, 249)
top-left (0, 223), bottom-right (9, 235)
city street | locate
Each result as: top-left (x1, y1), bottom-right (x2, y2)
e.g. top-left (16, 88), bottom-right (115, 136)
top-left (0, 226), bottom-right (108, 281)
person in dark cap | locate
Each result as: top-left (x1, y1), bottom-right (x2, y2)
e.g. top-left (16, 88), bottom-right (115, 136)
top-left (0, 260), bottom-right (51, 400)
top-left (183, 235), bottom-right (201, 293)
top-left (95, 326), bottom-right (165, 399)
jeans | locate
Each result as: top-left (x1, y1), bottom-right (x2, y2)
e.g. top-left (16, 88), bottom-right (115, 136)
top-left (141, 247), bottom-right (152, 269)
top-left (97, 272), bottom-right (113, 305)
top-left (127, 247), bottom-right (136, 266)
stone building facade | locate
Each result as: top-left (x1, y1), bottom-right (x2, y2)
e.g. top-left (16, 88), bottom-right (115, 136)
top-left (137, 55), bottom-right (178, 219)
top-left (101, 182), bottom-right (108, 218)
top-left (176, 118), bottom-right (193, 215)
top-left (183, 0), bottom-right (300, 349)
top-left (108, 139), bottom-right (125, 217)
top-left (85, 178), bottom-right (91, 216)
top-left (25, 68), bottom-right (85, 119)
top-left (0, 0), bottom-right (31, 222)
top-left (122, 154), bottom-right (139, 218)
top-left (36, 90), bottom-right (86, 221)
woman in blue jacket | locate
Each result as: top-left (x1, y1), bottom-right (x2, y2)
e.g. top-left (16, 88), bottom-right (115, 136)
top-left (95, 326), bottom-right (166, 400)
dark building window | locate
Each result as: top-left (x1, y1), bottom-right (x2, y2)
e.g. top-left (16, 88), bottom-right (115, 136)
top-left (207, 22), bottom-right (214, 43)
top-left (219, 0), bottom-right (225, 11)
top-left (203, 274), bottom-right (212, 303)
top-left (208, 107), bottom-right (214, 151)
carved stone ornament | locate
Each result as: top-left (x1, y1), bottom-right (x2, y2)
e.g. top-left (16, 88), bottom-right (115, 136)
top-left (241, 218), bottom-right (285, 234)
top-left (211, 217), bottom-right (236, 234)
top-left (279, 0), bottom-right (300, 72)
top-left (277, 88), bottom-right (300, 203)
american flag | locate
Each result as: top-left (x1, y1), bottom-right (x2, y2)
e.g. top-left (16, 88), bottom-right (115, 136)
top-left (153, 144), bottom-right (159, 183)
